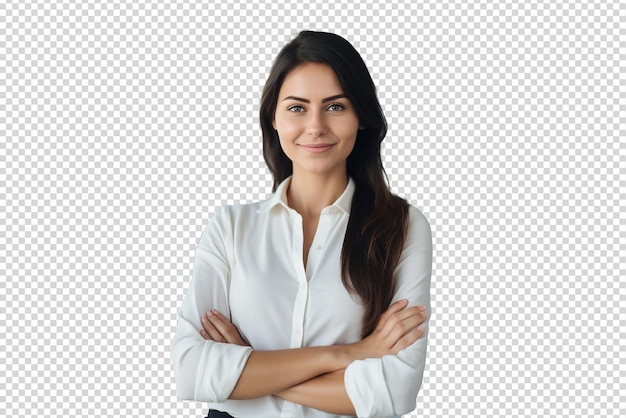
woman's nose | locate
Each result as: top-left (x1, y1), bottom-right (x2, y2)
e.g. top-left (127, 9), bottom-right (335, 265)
top-left (306, 111), bottom-right (328, 137)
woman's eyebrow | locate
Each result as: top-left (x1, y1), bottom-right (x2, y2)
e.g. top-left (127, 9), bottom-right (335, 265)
top-left (281, 94), bottom-right (347, 103)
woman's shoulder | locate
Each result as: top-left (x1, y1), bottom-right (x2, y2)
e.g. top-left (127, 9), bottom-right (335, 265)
top-left (197, 198), bottom-right (272, 247)
top-left (404, 204), bottom-right (432, 252)
top-left (208, 196), bottom-right (276, 224)
top-left (407, 204), bottom-right (430, 228)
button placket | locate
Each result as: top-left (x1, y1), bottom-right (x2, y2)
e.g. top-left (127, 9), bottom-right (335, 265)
top-left (306, 211), bottom-right (333, 278)
top-left (290, 280), bottom-right (308, 346)
top-left (290, 210), bottom-right (308, 348)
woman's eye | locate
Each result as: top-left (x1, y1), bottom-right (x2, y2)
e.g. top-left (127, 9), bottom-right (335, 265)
top-left (288, 105), bottom-right (305, 112)
top-left (327, 103), bottom-right (345, 112)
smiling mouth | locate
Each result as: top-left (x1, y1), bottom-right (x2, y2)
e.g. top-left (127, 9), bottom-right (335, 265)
top-left (299, 143), bottom-right (334, 153)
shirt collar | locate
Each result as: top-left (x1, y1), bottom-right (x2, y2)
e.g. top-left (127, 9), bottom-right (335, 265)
top-left (257, 176), bottom-right (355, 215)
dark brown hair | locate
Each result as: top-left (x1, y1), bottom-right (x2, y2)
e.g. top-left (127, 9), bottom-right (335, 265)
top-left (259, 31), bottom-right (409, 337)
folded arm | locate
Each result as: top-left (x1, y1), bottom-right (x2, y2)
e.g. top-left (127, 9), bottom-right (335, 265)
top-left (343, 207), bottom-right (433, 416)
top-left (274, 370), bottom-right (354, 415)
top-left (201, 300), bottom-right (428, 410)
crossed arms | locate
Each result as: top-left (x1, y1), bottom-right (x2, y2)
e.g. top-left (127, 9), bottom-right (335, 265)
top-left (199, 299), bottom-right (428, 415)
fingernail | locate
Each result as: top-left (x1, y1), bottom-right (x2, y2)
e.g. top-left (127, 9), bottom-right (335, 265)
top-left (207, 311), bottom-right (214, 317)
top-left (417, 305), bottom-right (425, 311)
top-left (211, 309), bottom-right (220, 315)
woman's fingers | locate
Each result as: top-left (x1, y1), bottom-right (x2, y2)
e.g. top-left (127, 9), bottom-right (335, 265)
top-left (353, 302), bottom-right (427, 357)
top-left (390, 324), bottom-right (426, 354)
top-left (380, 306), bottom-right (427, 337)
top-left (201, 313), bottom-right (226, 342)
top-left (380, 312), bottom-right (427, 354)
top-left (379, 305), bottom-right (428, 351)
top-left (375, 299), bottom-right (409, 331)
top-left (200, 309), bottom-right (249, 346)
top-left (208, 310), bottom-right (236, 338)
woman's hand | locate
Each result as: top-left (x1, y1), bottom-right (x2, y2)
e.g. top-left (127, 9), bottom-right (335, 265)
top-left (351, 299), bottom-right (427, 359)
top-left (200, 309), bottom-right (250, 347)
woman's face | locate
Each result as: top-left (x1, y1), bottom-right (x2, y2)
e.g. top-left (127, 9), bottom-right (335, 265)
top-left (272, 62), bottom-right (360, 179)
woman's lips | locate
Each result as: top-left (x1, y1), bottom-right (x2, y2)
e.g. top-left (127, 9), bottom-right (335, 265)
top-left (299, 144), bottom-right (334, 153)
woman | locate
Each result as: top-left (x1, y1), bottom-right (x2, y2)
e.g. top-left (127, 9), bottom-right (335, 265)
top-left (171, 30), bottom-right (432, 418)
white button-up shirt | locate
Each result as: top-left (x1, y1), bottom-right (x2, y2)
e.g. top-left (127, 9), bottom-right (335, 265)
top-left (171, 177), bottom-right (432, 418)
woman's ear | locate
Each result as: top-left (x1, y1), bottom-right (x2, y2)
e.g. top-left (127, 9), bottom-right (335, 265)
top-left (272, 119), bottom-right (277, 130)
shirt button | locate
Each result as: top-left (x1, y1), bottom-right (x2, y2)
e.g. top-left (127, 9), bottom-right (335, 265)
top-left (315, 245), bottom-right (322, 250)
top-left (300, 283), bottom-right (306, 290)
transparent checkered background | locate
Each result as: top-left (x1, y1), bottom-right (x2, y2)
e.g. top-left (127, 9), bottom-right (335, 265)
top-left (1, 0), bottom-right (624, 417)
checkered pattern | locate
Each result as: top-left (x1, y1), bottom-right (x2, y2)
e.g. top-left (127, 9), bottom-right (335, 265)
top-left (1, 0), bottom-right (624, 417)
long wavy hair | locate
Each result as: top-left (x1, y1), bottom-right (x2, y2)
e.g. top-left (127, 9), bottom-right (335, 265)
top-left (259, 31), bottom-right (409, 338)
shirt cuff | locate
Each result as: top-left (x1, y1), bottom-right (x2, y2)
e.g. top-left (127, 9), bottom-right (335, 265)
top-left (344, 357), bottom-right (394, 417)
top-left (194, 341), bottom-right (253, 402)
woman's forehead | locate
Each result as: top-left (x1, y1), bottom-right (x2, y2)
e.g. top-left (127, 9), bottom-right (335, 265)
top-left (279, 62), bottom-right (344, 98)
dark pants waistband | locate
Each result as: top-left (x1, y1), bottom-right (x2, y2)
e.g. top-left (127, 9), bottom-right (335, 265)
top-left (206, 410), bottom-right (235, 418)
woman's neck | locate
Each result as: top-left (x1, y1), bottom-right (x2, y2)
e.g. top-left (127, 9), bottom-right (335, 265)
top-left (287, 171), bottom-right (349, 218)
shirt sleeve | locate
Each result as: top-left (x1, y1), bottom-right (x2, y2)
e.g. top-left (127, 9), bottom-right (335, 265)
top-left (344, 205), bottom-right (432, 417)
top-left (170, 206), bottom-right (253, 402)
